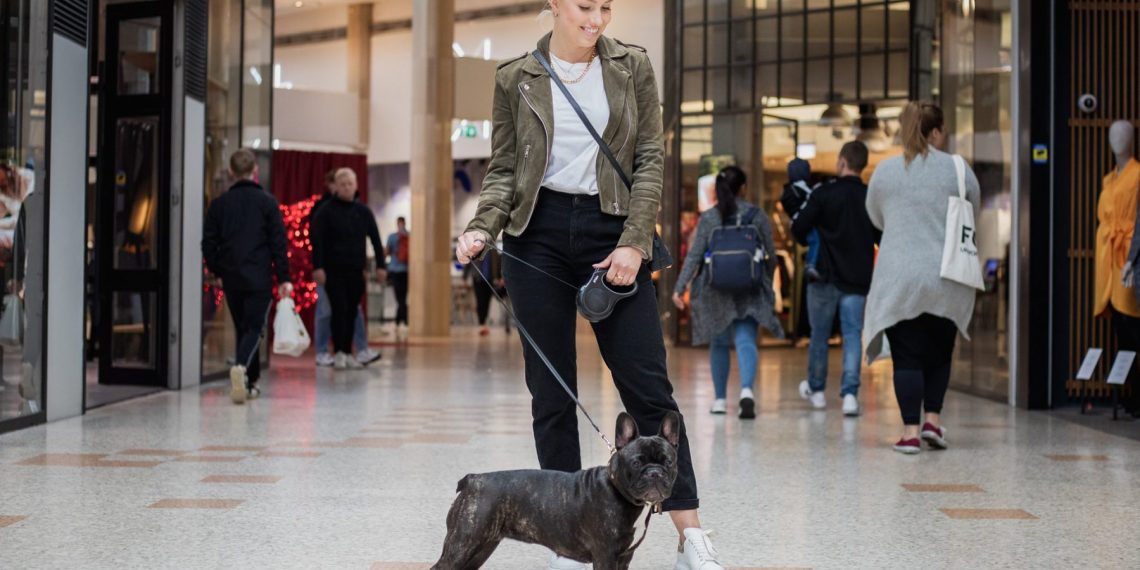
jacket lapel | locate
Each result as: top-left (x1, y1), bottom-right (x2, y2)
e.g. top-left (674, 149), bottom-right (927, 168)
top-left (597, 36), bottom-right (630, 145)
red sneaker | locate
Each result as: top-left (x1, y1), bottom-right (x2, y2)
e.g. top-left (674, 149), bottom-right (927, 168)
top-left (893, 438), bottom-right (921, 455)
top-left (921, 423), bottom-right (948, 449)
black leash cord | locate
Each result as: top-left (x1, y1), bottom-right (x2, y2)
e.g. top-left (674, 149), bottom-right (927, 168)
top-left (469, 252), bottom-right (616, 455)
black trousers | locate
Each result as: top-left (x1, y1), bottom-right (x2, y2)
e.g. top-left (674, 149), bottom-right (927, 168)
top-left (1111, 311), bottom-right (1140, 413)
top-left (325, 268), bottom-right (365, 354)
top-left (473, 278), bottom-right (493, 325)
top-left (226, 289), bottom-right (272, 384)
top-left (390, 271), bottom-right (409, 325)
top-left (885, 313), bottom-right (958, 425)
top-left (503, 190), bottom-right (698, 512)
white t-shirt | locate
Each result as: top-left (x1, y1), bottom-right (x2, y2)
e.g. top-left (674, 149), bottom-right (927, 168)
top-left (541, 54), bottom-right (610, 196)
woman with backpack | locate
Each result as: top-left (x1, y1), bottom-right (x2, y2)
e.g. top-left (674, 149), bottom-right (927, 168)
top-left (673, 166), bottom-right (783, 419)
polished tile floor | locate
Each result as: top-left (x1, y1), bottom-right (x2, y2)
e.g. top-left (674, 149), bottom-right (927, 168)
top-left (1, 329), bottom-right (1138, 569)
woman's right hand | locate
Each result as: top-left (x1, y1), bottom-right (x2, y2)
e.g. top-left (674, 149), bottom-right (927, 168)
top-left (456, 231), bottom-right (487, 264)
top-left (671, 292), bottom-right (686, 310)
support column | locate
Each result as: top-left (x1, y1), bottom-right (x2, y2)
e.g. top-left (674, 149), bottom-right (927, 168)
top-left (409, 0), bottom-right (455, 339)
top-left (346, 3), bottom-right (372, 149)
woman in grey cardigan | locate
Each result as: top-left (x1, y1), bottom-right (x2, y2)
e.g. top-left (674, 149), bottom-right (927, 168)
top-left (864, 102), bottom-right (980, 454)
top-left (673, 167), bottom-right (784, 419)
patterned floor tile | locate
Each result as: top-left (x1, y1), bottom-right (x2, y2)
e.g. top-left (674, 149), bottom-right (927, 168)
top-left (173, 456), bottom-right (245, 463)
top-left (148, 499), bottom-right (244, 510)
top-left (1045, 454), bottom-right (1109, 461)
top-left (116, 449), bottom-right (189, 456)
top-left (201, 475), bottom-right (282, 484)
top-left (15, 454), bottom-right (161, 468)
top-left (199, 446), bottom-right (268, 452)
top-left (901, 484), bottom-right (984, 493)
top-left (0, 516), bottom-right (27, 528)
top-left (257, 451), bottom-right (322, 458)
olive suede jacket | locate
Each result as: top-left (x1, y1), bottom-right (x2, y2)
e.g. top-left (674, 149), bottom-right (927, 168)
top-left (464, 33), bottom-right (664, 259)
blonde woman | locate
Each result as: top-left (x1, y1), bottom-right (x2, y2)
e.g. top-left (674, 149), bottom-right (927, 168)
top-left (864, 102), bottom-right (980, 454)
top-left (455, 1), bottom-right (722, 568)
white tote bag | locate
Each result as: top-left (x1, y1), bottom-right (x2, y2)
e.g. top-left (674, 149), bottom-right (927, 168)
top-left (272, 297), bottom-right (311, 357)
top-left (939, 155), bottom-right (985, 290)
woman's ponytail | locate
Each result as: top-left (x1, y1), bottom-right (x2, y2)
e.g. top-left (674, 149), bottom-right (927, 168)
top-left (715, 166), bottom-right (746, 222)
top-left (900, 101), bottom-right (944, 166)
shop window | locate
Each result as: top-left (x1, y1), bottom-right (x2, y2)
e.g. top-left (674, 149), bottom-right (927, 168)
top-left (756, 17), bottom-right (779, 63)
top-left (683, 25), bottom-right (704, 68)
top-left (806, 11), bottom-right (830, 58)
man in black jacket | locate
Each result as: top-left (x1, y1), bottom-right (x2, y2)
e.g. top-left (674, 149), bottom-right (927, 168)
top-left (202, 149), bottom-right (292, 404)
top-left (311, 168), bottom-right (386, 370)
top-left (791, 141), bottom-right (879, 417)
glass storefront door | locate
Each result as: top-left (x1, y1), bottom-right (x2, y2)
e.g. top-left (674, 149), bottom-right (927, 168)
top-left (0, 0), bottom-right (47, 429)
top-left (94, 3), bottom-right (171, 387)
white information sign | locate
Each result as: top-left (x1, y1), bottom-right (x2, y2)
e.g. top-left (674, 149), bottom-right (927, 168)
top-left (1106, 351), bottom-right (1136, 386)
top-left (1076, 348), bottom-right (1104, 381)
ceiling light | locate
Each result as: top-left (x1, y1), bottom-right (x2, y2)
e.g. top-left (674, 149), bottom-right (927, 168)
top-left (294, 1), bottom-right (304, 8)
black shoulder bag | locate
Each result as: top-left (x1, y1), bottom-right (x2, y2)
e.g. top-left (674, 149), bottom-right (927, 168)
top-left (532, 49), bottom-right (673, 272)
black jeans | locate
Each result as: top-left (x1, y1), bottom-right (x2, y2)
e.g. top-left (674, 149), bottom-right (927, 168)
top-left (390, 271), bottom-right (409, 325)
top-left (885, 313), bottom-right (958, 426)
top-left (503, 190), bottom-right (698, 512)
top-left (325, 268), bottom-right (365, 354)
top-left (226, 289), bottom-right (272, 384)
top-left (473, 278), bottom-right (493, 325)
top-left (1111, 311), bottom-right (1140, 413)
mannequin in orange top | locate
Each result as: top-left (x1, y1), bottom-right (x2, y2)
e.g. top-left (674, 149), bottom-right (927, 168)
top-left (1102, 119), bottom-right (1140, 417)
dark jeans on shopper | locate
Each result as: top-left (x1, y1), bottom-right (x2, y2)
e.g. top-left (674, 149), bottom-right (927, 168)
top-left (503, 190), bottom-right (698, 512)
top-left (390, 271), bottom-right (409, 325)
top-left (885, 313), bottom-right (958, 426)
top-left (226, 288), bottom-right (272, 384)
top-left (325, 268), bottom-right (365, 354)
top-left (473, 278), bottom-right (493, 326)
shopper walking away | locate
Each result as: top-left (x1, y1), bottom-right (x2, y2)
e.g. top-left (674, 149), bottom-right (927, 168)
top-left (781, 158), bottom-right (822, 282)
top-left (455, 2), bottom-right (726, 567)
top-left (202, 148), bottom-right (292, 404)
top-left (791, 141), bottom-right (878, 416)
top-left (673, 166), bottom-right (783, 419)
top-left (385, 216), bottom-right (411, 341)
top-left (311, 168), bottom-right (387, 370)
top-left (863, 102), bottom-right (980, 454)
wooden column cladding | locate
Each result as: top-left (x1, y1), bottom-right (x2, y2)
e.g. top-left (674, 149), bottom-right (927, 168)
top-left (409, 0), bottom-right (455, 339)
top-left (1067, 1), bottom-right (1140, 398)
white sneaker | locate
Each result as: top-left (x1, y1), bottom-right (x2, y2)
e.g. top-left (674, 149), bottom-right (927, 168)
top-left (709, 399), bottom-right (727, 415)
top-left (229, 365), bottom-right (247, 405)
top-left (315, 353), bottom-right (335, 367)
top-left (799, 380), bottom-right (825, 409)
top-left (333, 352), bottom-right (348, 370)
top-left (396, 324), bottom-right (410, 342)
top-left (842, 394), bottom-right (860, 416)
top-left (739, 388), bottom-right (756, 419)
top-left (355, 348), bottom-right (382, 365)
top-left (547, 554), bottom-right (587, 570)
top-left (675, 528), bottom-right (724, 570)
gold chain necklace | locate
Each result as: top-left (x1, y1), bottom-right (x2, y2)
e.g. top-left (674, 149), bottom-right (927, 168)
top-left (553, 48), bottom-right (597, 85)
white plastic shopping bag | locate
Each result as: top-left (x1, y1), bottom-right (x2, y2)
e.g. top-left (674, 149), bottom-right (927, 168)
top-left (939, 155), bottom-right (985, 290)
top-left (272, 297), bottom-right (311, 357)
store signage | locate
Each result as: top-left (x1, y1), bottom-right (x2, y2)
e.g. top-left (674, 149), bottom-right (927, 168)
top-left (1032, 144), bottom-right (1049, 164)
top-left (463, 125), bottom-right (479, 138)
top-left (1075, 348), bottom-right (1102, 381)
top-left (1106, 351), bottom-right (1135, 385)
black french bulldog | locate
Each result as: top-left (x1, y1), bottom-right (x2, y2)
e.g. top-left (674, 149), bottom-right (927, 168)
top-left (431, 411), bottom-right (681, 570)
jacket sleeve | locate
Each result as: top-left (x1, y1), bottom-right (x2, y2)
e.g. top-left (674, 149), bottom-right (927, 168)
top-left (790, 190), bottom-right (821, 245)
top-left (618, 53), bottom-right (664, 259)
top-left (1131, 190), bottom-right (1140, 266)
top-left (674, 214), bottom-right (711, 295)
top-left (364, 207), bottom-right (386, 270)
top-left (202, 201), bottom-right (220, 274)
top-left (311, 208), bottom-right (326, 271)
top-left (865, 167), bottom-right (885, 231)
top-left (266, 197), bottom-right (291, 284)
top-left (464, 72), bottom-right (517, 245)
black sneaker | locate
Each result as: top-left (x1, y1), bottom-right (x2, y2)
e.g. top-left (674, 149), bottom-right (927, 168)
top-left (739, 388), bottom-right (756, 419)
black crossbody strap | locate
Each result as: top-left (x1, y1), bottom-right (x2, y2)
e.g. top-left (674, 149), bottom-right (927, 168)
top-left (532, 49), bottom-right (633, 191)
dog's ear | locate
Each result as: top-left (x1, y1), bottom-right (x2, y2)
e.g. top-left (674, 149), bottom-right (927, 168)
top-left (615, 412), bottom-right (639, 449)
top-left (658, 411), bottom-right (681, 448)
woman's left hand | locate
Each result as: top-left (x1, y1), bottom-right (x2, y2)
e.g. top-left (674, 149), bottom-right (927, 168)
top-left (594, 246), bottom-right (643, 287)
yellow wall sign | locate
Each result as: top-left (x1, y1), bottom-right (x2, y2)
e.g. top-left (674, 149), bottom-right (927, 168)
top-left (1032, 144), bottom-right (1048, 164)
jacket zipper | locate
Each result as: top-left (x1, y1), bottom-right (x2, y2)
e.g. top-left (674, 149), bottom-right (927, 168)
top-left (518, 82), bottom-right (551, 233)
top-left (611, 100), bottom-right (634, 213)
